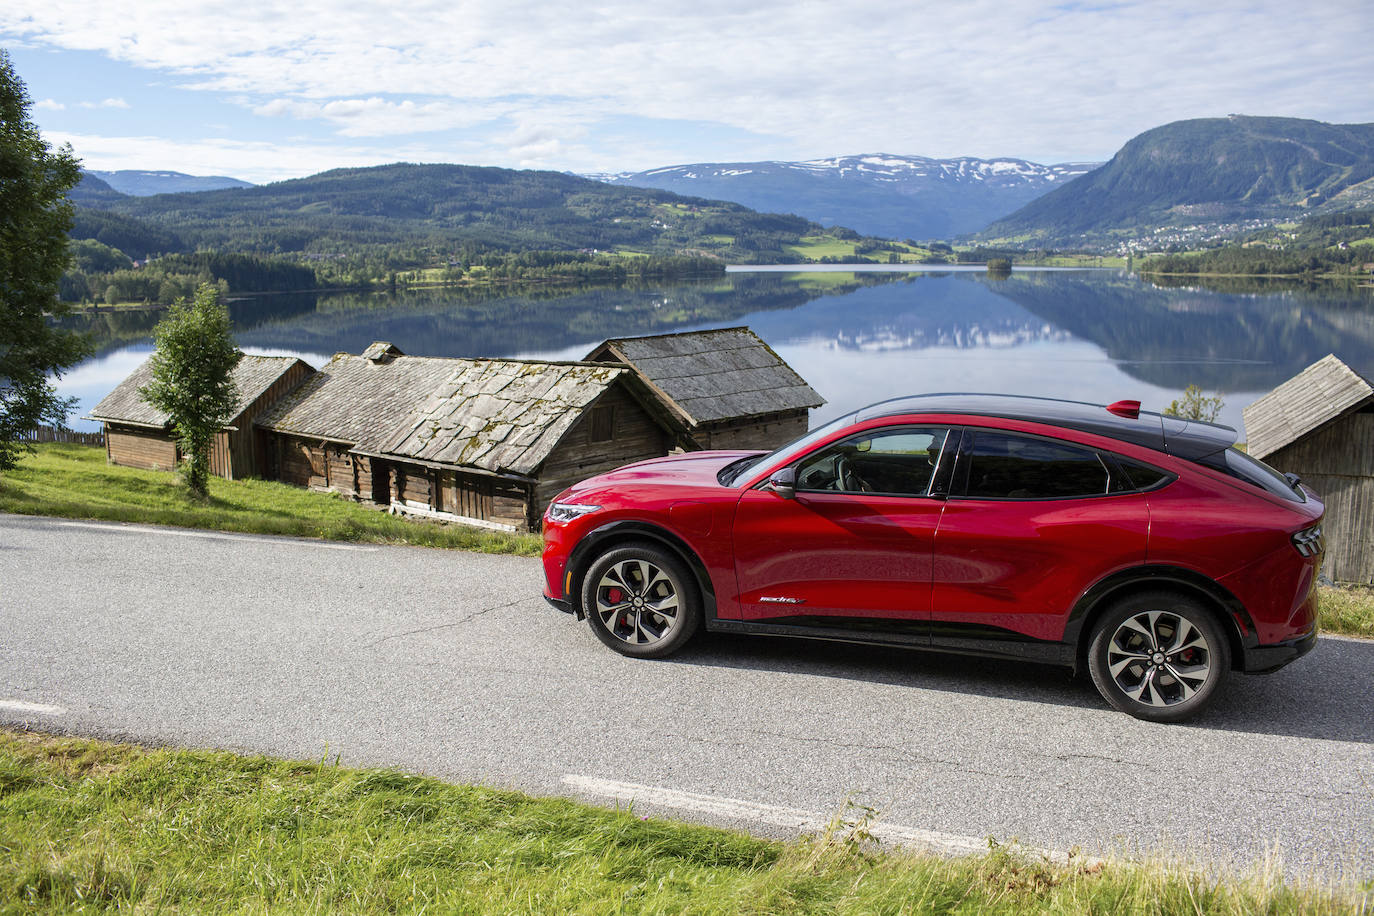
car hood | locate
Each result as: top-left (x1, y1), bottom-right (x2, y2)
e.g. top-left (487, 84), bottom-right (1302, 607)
top-left (565, 450), bottom-right (762, 496)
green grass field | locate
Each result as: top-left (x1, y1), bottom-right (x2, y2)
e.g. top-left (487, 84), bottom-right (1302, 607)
top-left (2, 729), bottom-right (1366, 914)
top-left (0, 442), bottom-right (542, 556)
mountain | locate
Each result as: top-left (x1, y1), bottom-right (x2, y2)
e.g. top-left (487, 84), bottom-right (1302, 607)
top-left (984, 116), bottom-right (1374, 242)
top-left (596, 154), bottom-right (1100, 239)
top-left (87, 169), bottom-right (254, 196)
top-left (73, 162), bottom-right (877, 264)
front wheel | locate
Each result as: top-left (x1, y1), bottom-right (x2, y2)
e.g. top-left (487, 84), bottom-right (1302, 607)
top-left (581, 543), bottom-right (701, 658)
top-left (1087, 591), bottom-right (1230, 722)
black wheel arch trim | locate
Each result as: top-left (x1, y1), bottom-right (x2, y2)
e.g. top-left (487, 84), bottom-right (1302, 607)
top-left (565, 520), bottom-right (717, 622)
top-left (1064, 565), bottom-right (1259, 659)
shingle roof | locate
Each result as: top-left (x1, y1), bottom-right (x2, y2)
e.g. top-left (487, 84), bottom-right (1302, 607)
top-left (90, 354), bottom-right (311, 428)
top-left (1243, 354), bottom-right (1374, 459)
top-left (255, 346), bottom-right (634, 476)
top-left (586, 327), bottom-right (823, 425)
top-left (381, 360), bottom-right (629, 475)
top-left (255, 351), bottom-right (462, 449)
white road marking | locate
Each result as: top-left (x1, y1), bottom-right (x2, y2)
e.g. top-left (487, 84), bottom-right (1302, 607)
top-left (55, 521), bottom-right (377, 551)
top-left (562, 775), bottom-right (1092, 863)
top-left (0, 700), bottom-right (67, 716)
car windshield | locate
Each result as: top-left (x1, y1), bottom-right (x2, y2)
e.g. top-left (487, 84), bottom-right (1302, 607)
top-left (716, 412), bottom-right (858, 486)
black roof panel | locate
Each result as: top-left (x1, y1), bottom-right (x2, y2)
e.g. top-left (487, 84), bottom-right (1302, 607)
top-left (855, 393), bottom-right (1236, 459)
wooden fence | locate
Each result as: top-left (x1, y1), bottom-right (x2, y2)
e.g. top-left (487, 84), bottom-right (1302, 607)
top-left (19, 425), bottom-right (105, 447)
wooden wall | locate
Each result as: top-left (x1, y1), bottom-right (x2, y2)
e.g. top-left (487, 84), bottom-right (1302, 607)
top-left (696, 410), bottom-right (809, 451)
top-left (1267, 411), bottom-right (1374, 584)
top-left (534, 382), bottom-right (673, 520)
top-left (105, 424), bottom-right (177, 471)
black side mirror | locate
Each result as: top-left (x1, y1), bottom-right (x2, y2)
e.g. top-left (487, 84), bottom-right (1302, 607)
top-left (766, 467), bottom-right (796, 499)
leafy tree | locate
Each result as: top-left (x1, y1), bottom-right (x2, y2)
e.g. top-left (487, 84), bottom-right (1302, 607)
top-left (1164, 385), bottom-right (1224, 423)
top-left (0, 50), bottom-right (87, 474)
top-left (139, 283), bottom-right (241, 498)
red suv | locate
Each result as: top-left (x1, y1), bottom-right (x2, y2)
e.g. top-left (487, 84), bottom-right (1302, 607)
top-left (541, 394), bottom-right (1323, 721)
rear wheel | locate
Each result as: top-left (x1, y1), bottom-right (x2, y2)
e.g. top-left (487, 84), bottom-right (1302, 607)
top-left (1087, 591), bottom-right (1230, 722)
top-left (581, 543), bottom-right (701, 658)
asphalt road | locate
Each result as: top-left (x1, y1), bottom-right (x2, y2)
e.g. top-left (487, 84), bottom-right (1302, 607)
top-left (2, 513), bottom-right (1371, 880)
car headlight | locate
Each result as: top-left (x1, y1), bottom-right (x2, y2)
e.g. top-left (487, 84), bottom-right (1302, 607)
top-left (546, 502), bottom-right (602, 524)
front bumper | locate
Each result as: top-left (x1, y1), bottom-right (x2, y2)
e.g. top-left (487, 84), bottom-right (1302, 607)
top-left (1240, 626), bottom-right (1318, 674)
top-left (544, 595), bottom-right (574, 615)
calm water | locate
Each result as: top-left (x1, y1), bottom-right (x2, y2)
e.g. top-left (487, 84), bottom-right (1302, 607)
top-left (57, 267), bottom-right (1374, 439)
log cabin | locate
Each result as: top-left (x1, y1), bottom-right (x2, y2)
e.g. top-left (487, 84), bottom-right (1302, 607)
top-left (1243, 353), bottom-right (1374, 584)
top-left (253, 342), bottom-right (684, 531)
top-left (584, 327), bottom-right (824, 450)
top-left (89, 354), bottom-right (315, 480)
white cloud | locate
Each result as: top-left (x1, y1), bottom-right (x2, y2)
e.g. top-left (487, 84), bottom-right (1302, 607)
top-left (77, 97), bottom-right (130, 109)
top-left (5, 0), bottom-right (1372, 167)
top-left (34, 97), bottom-right (64, 110)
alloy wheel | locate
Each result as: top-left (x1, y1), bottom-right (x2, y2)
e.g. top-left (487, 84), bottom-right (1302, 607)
top-left (594, 558), bottom-right (681, 646)
top-left (1105, 610), bottom-right (1213, 708)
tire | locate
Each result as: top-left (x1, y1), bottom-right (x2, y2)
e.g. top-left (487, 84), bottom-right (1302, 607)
top-left (581, 542), bottom-right (702, 659)
top-left (1087, 590), bottom-right (1230, 723)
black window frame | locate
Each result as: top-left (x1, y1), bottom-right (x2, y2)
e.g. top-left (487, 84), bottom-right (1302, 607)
top-left (789, 425), bottom-right (959, 499)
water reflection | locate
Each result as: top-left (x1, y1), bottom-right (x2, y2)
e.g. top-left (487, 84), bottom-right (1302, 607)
top-left (57, 269), bottom-right (1373, 438)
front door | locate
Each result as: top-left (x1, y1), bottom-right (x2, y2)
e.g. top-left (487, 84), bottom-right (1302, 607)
top-left (731, 426), bottom-right (954, 632)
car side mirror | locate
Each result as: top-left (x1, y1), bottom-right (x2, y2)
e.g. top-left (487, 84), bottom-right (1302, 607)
top-left (766, 467), bottom-right (796, 499)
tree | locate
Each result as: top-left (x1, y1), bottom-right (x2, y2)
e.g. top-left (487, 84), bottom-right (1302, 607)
top-left (139, 283), bottom-right (241, 498)
top-left (0, 50), bottom-right (87, 474)
top-left (1164, 385), bottom-right (1224, 423)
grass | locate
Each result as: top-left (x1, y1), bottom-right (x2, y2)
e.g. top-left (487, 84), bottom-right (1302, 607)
top-left (1, 729), bottom-right (1366, 914)
top-left (0, 443), bottom-right (542, 557)
top-left (1317, 586), bottom-right (1374, 639)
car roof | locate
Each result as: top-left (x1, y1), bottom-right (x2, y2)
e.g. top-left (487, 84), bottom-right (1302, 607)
top-left (854, 393), bottom-right (1237, 460)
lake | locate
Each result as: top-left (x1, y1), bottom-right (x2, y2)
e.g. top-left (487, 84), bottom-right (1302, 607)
top-left (56, 267), bottom-right (1374, 440)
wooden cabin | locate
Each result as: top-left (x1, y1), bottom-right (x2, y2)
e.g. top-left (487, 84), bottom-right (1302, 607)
top-left (89, 354), bottom-right (314, 480)
top-left (1243, 354), bottom-right (1374, 584)
top-left (254, 342), bottom-right (683, 531)
top-left (584, 327), bottom-right (824, 450)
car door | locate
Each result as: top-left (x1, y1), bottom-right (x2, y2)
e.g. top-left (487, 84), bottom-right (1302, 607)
top-left (930, 428), bottom-right (1150, 648)
top-left (731, 426), bottom-right (956, 632)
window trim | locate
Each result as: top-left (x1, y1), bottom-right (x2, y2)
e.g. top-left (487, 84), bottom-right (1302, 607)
top-left (789, 425), bottom-right (957, 499)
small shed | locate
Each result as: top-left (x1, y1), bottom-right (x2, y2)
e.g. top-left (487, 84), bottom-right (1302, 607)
top-left (89, 354), bottom-right (315, 480)
top-left (254, 342), bottom-right (682, 531)
top-left (584, 327), bottom-right (824, 450)
top-left (1243, 353), bottom-right (1374, 584)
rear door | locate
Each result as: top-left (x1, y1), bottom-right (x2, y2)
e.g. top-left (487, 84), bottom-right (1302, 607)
top-left (931, 428), bottom-right (1150, 646)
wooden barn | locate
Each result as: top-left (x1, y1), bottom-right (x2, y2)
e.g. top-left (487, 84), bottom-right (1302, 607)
top-left (254, 342), bottom-right (683, 531)
top-left (1243, 354), bottom-right (1374, 584)
top-left (89, 354), bottom-right (314, 480)
top-left (585, 327), bottom-right (824, 451)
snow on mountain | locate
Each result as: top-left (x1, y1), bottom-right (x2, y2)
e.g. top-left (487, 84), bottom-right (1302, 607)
top-left (592, 154), bottom-right (1101, 239)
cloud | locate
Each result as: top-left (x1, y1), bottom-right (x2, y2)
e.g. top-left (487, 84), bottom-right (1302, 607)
top-left (34, 98), bottom-right (64, 110)
top-left (77, 97), bottom-right (130, 109)
top-left (6, 0), bottom-right (1373, 166)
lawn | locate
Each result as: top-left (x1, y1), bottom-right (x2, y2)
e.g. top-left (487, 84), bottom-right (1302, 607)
top-left (0, 442), bottom-right (542, 556)
top-left (2, 729), bottom-right (1365, 914)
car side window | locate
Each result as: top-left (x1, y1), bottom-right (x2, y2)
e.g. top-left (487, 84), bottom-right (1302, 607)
top-left (795, 428), bottom-right (949, 496)
top-left (960, 430), bottom-right (1110, 499)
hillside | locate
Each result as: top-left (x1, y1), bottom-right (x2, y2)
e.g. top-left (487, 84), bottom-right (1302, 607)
top-left (76, 162), bottom-right (879, 264)
top-left (984, 116), bottom-right (1374, 242)
top-left (598, 154), bottom-right (1099, 240)
top-left (89, 169), bottom-right (254, 196)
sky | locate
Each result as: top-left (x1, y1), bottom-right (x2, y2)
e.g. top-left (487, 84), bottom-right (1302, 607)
top-left (2, 0), bottom-right (1372, 185)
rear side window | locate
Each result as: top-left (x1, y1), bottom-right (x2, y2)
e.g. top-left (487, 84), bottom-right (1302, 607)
top-left (1213, 447), bottom-right (1305, 502)
top-left (1114, 457), bottom-right (1174, 493)
top-left (960, 431), bottom-right (1110, 499)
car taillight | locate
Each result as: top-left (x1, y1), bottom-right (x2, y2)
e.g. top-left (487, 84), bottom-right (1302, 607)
top-left (1291, 525), bottom-right (1324, 557)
